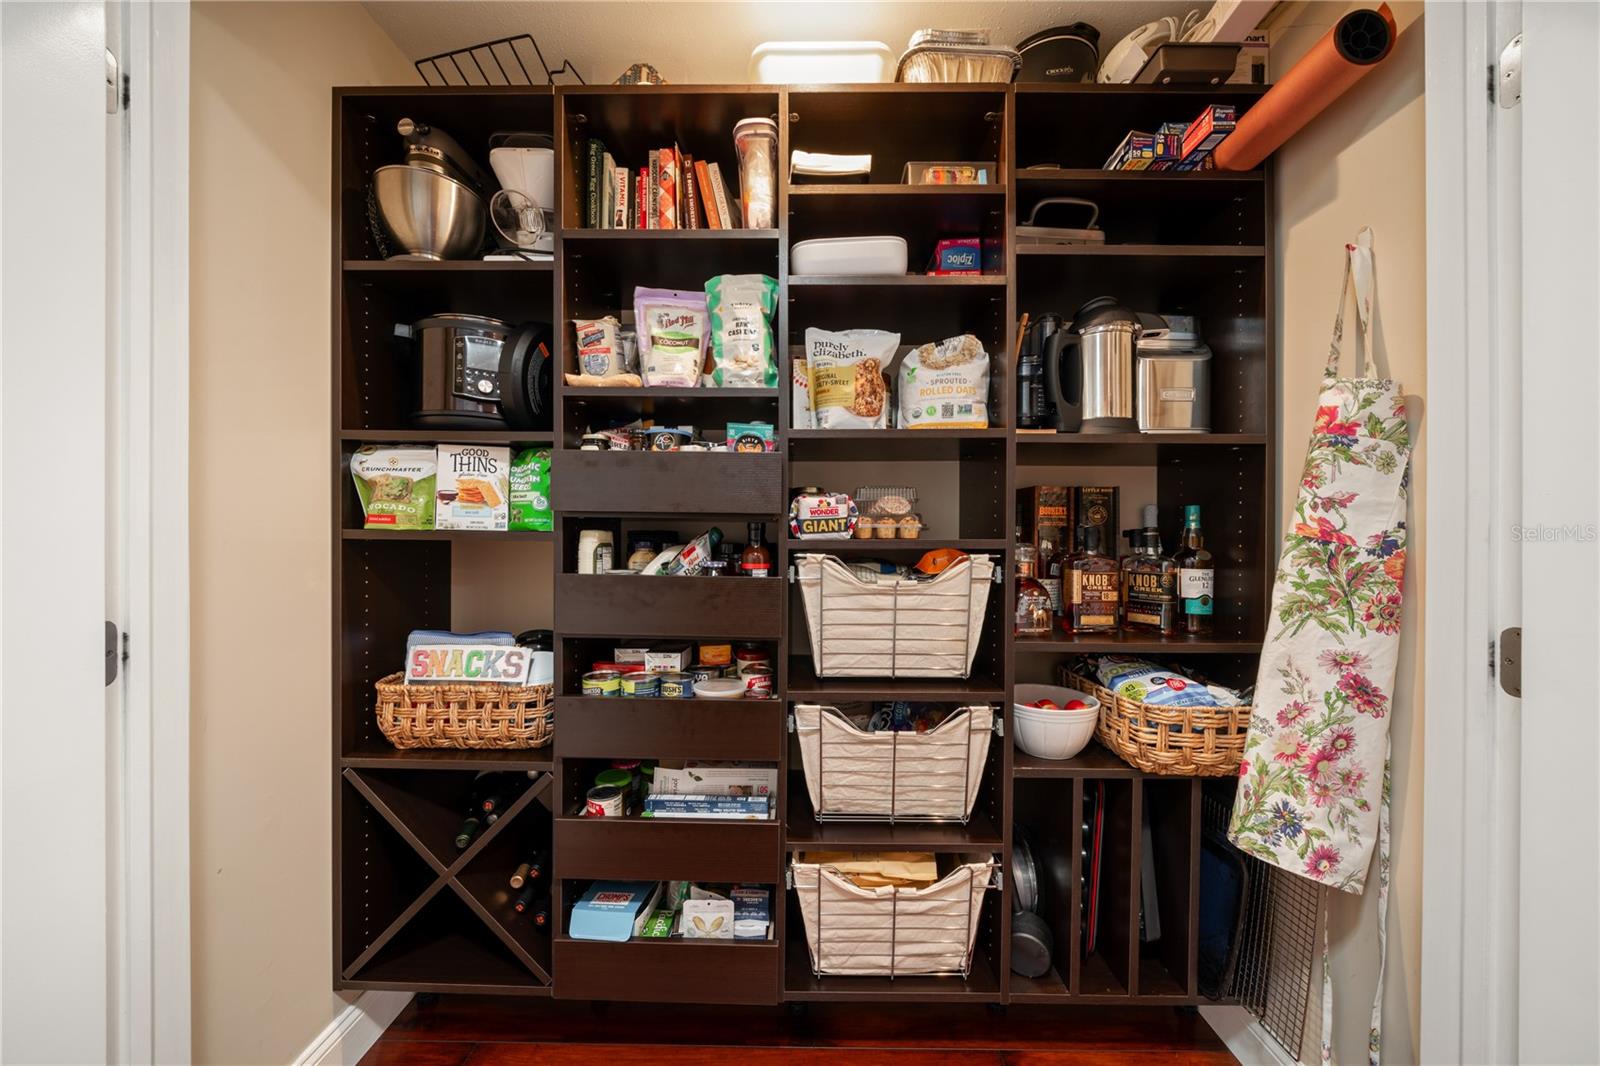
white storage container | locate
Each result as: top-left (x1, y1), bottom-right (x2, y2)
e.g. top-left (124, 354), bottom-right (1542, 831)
top-left (792, 854), bottom-right (998, 977)
top-left (749, 41), bottom-right (894, 84)
top-left (794, 553), bottom-right (996, 677)
top-left (794, 703), bottom-right (994, 821)
top-left (790, 235), bottom-right (908, 277)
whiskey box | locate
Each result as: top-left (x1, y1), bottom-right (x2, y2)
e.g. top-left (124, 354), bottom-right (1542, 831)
top-left (1016, 486), bottom-right (1075, 558)
top-left (1074, 487), bottom-right (1118, 554)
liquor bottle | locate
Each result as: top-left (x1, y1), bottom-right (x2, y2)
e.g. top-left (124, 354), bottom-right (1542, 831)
top-left (1121, 504), bottom-right (1178, 636)
top-left (481, 777), bottom-right (522, 822)
top-left (1014, 542), bottom-right (1054, 638)
top-left (1172, 504), bottom-right (1215, 635)
top-left (1064, 523), bottom-right (1120, 634)
top-left (740, 522), bottom-right (772, 577)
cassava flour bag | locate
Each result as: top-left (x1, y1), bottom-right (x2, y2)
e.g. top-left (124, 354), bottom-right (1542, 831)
top-left (898, 334), bottom-right (990, 430)
top-left (805, 327), bottom-right (898, 430)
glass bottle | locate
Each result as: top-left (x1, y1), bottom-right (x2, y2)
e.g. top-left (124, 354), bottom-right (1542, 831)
top-left (741, 521), bottom-right (773, 577)
top-left (1041, 537), bottom-right (1070, 620)
top-left (1064, 523), bottom-right (1120, 634)
top-left (1172, 504), bottom-right (1216, 635)
top-left (1121, 504), bottom-right (1178, 636)
top-left (1014, 543), bottom-right (1054, 638)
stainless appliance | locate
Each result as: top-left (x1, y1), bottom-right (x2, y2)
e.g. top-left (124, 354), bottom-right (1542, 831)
top-left (1136, 313), bottom-right (1212, 432)
top-left (1046, 297), bottom-right (1141, 433)
top-left (397, 313), bottom-right (552, 430)
top-left (372, 118), bottom-right (489, 261)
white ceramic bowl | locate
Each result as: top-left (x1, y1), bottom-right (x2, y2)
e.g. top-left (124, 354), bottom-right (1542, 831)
top-left (1013, 704), bottom-right (1098, 760)
top-left (1013, 683), bottom-right (1099, 715)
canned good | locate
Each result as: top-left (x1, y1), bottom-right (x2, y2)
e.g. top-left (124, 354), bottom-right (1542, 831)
top-left (585, 785), bottom-right (625, 817)
top-left (734, 645), bottom-right (772, 677)
top-left (657, 672), bottom-right (694, 698)
top-left (582, 669), bottom-right (622, 697)
top-left (595, 768), bottom-right (633, 797)
top-left (742, 665), bottom-right (774, 698)
top-left (688, 663), bottom-right (724, 684)
top-left (620, 670), bottom-right (660, 698)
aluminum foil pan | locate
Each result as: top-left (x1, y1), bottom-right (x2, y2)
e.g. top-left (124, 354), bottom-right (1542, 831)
top-left (897, 42), bottom-right (1021, 83)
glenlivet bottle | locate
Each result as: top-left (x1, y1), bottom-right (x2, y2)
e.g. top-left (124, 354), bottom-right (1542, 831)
top-left (1172, 504), bottom-right (1215, 635)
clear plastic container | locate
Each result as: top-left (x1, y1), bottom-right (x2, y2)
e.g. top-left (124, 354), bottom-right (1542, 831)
top-left (733, 118), bottom-right (777, 230)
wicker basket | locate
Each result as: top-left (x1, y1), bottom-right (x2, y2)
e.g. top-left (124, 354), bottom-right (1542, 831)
top-left (374, 672), bottom-right (553, 750)
top-left (1064, 668), bottom-right (1248, 777)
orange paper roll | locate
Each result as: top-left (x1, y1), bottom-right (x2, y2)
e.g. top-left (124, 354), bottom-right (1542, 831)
top-left (1215, 5), bottom-right (1397, 172)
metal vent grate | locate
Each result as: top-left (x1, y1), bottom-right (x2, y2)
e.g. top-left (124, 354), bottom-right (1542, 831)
top-left (1203, 782), bottom-right (1321, 1060)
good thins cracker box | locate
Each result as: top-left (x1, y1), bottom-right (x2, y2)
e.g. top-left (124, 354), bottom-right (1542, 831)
top-left (435, 444), bottom-right (510, 531)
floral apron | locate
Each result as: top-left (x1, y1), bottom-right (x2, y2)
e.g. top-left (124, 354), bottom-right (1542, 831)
top-left (1228, 229), bottom-right (1406, 1063)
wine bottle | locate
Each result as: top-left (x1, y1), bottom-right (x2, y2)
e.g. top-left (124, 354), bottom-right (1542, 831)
top-left (509, 862), bottom-right (532, 890)
top-left (454, 815), bottom-right (481, 850)
top-left (526, 849), bottom-right (549, 883)
top-left (529, 893), bottom-right (550, 927)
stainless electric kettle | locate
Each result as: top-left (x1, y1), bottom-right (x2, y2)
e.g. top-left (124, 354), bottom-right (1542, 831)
top-left (1045, 296), bottom-right (1141, 433)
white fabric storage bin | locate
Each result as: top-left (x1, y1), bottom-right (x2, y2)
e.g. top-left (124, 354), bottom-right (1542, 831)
top-left (790, 236), bottom-right (907, 276)
top-left (749, 41), bottom-right (894, 84)
top-left (794, 553), bottom-right (996, 678)
top-left (794, 704), bottom-right (993, 821)
top-left (792, 855), bottom-right (997, 976)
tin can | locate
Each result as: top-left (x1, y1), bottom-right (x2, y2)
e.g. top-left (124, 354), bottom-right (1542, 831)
top-left (657, 672), bottom-right (694, 698)
top-left (688, 663), bottom-right (723, 685)
top-left (734, 645), bottom-right (771, 677)
top-left (620, 670), bottom-right (660, 698)
top-left (582, 669), bottom-right (621, 697)
top-left (595, 768), bottom-right (633, 796)
top-left (585, 785), bottom-right (625, 817)
top-left (742, 665), bottom-right (774, 698)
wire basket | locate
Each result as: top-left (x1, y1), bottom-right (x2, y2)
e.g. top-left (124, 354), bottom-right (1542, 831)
top-left (791, 855), bottom-right (998, 977)
top-left (793, 704), bottom-right (994, 822)
top-left (374, 672), bottom-right (553, 749)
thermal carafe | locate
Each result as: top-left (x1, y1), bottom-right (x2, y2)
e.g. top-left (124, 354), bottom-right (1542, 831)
top-left (1054, 296), bottom-right (1140, 433)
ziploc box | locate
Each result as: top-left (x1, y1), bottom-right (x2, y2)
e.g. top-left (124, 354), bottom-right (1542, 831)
top-left (928, 238), bottom-right (982, 276)
top-left (435, 444), bottom-right (510, 531)
top-left (732, 885), bottom-right (771, 940)
top-left (570, 881), bottom-right (661, 942)
top-left (1180, 105), bottom-right (1237, 162)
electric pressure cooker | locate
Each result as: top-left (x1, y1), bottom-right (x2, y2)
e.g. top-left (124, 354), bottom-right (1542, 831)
top-left (396, 313), bottom-right (553, 430)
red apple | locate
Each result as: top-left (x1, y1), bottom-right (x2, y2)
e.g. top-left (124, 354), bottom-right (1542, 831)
top-left (1065, 699), bottom-right (1089, 710)
top-left (1029, 699), bottom-right (1059, 709)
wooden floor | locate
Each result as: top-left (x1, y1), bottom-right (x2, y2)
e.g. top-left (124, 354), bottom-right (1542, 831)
top-left (360, 996), bottom-right (1238, 1065)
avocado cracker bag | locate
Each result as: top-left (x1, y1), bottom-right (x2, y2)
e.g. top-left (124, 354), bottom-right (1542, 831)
top-left (350, 445), bottom-right (435, 530)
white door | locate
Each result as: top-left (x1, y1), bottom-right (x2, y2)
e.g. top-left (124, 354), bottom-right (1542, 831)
top-left (0, 4), bottom-right (114, 1063)
top-left (1516, 3), bottom-right (1600, 1062)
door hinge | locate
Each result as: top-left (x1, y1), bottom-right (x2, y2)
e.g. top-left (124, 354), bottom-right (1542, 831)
top-left (1497, 34), bottom-right (1523, 109)
top-left (1497, 626), bottom-right (1522, 698)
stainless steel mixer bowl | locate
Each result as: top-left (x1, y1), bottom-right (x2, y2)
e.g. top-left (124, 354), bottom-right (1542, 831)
top-left (372, 165), bottom-right (485, 261)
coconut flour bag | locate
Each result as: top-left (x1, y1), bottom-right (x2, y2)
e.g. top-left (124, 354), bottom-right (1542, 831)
top-left (635, 286), bottom-right (709, 387)
top-left (898, 334), bottom-right (990, 429)
top-left (805, 327), bottom-right (898, 430)
top-left (705, 274), bottom-right (778, 387)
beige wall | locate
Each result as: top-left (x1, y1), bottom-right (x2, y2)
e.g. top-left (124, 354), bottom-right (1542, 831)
top-left (1268, 3), bottom-right (1426, 1061)
top-left (189, 4), bottom-right (413, 1062)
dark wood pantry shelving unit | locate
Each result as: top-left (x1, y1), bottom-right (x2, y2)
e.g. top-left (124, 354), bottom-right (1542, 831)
top-left (333, 80), bottom-right (1275, 1009)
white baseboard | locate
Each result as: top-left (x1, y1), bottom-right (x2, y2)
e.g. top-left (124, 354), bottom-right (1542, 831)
top-left (1202, 1005), bottom-right (1300, 1066)
top-left (293, 991), bottom-right (412, 1066)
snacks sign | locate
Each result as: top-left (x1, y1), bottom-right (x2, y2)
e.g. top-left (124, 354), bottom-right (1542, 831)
top-left (405, 644), bottom-right (533, 685)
